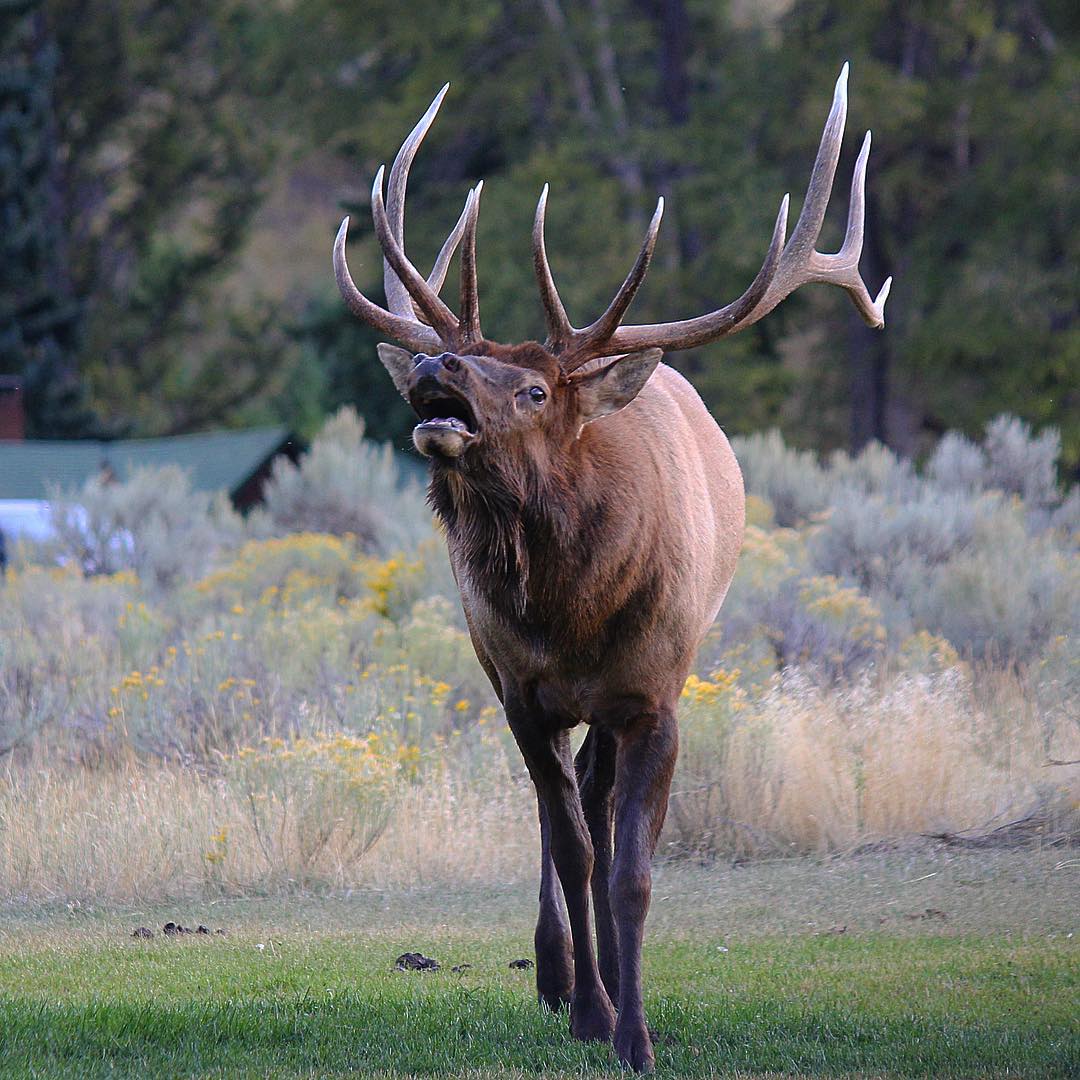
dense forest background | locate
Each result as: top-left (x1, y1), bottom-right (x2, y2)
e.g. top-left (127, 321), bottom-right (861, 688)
top-left (2, 0), bottom-right (1076, 467)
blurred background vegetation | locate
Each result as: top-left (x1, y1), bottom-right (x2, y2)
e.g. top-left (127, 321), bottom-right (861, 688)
top-left (1, 0), bottom-right (1076, 464)
top-left (1, 408), bottom-right (1077, 900)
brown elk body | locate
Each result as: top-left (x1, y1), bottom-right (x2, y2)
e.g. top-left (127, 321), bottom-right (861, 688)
top-left (334, 67), bottom-right (889, 1072)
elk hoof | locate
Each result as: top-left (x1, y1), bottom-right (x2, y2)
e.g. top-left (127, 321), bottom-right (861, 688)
top-left (614, 1019), bottom-right (655, 1073)
top-left (570, 987), bottom-right (616, 1043)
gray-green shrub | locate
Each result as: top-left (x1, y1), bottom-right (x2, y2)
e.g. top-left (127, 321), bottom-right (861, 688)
top-left (730, 414), bottom-right (1077, 669)
top-left (258, 407), bottom-right (433, 554)
top-left (49, 465), bottom-right (244, 590)
top-left (730, 429), bottom-right (831, 527)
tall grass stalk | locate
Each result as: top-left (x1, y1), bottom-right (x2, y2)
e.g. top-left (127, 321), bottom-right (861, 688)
top-left (669, 668), bottom-right (1078, 858)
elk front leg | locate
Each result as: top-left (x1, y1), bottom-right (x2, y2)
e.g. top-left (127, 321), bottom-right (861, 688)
top-left (508, 715), bottom-right (615, 1044)
top-left (575, 726), bottom-right (619, 1001)
top-left (534, 788), bottom-right (573, 1009)
top-left (611, 710), bottom-right (679, 1073)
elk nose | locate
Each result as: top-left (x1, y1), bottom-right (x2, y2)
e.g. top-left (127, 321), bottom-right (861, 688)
top-left (412, 356), bottom-right (444, 381)
top-left (439, 352), bottom-right (461, 372)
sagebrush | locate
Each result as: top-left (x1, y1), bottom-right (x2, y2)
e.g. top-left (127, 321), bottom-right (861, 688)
top-left (1, 414), bottom-right (1076, 902)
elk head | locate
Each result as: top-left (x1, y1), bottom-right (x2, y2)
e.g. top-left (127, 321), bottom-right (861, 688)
top-left (334, 67), bottom-right (891, 467)
top-left (374, 341), bottom-right (663, 464)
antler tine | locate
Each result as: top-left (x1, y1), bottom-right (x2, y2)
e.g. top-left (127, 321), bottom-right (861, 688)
top-left (782, 62), bottom-right (849, 273)
top-left (533, 184), bottom-right (574, 349)
top-left (829, 131), bottom-right (892, 326)
top-left (384, 84), bottom-right (450, 321)
top-left (371, 164), bottom-right (460, 344)
top-left (333, 216), bottom-right (443, 354)
top-left (404, 181), bottom-right (475, 325)
top-left (459, 182), bottom-right (484, 346)
top-left (732, 63), bottom-right (891, 330)
top-left (839, 129), bottom-right (870, 263)
top-left (558, 198), bottom-right (664, 371)
top-left (384, 86), bottom-right (484, 325)
top-left (598, 193), bottom-right (789, 357)
top-left (426, 191), bottom-right (472, 299)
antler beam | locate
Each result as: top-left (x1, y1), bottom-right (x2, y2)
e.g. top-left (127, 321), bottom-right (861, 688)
top-left (537, 63), bottom-right (890, 373)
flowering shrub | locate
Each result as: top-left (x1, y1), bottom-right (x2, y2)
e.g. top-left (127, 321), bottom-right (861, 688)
top-left (0, 415), bottom-right (1075, 889)
top-left (192, 531), bottom-right (375, 610)
top-left (708, 529), bottom-right (889, 679)
top-left (223, 731), bottom-right (415, 887)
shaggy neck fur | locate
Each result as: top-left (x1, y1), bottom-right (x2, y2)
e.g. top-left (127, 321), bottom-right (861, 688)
top-left (428, 448), bottom-right (578, 620)
top-left (427, 429), bottom-right (664, 667)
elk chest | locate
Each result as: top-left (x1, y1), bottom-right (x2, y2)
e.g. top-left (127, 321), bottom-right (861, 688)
top-left (459, 560), bottom-right (687, 729)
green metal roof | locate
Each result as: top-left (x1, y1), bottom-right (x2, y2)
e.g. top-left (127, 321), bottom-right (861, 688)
top-left (0, 427), bottom-right (293, 501)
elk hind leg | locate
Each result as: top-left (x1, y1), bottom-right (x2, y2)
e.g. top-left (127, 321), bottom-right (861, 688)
top-left (576, 726), bottom-right (619, 1002)
top-left (611, 710), bottom-right (678, 1073)
top-left (534, 790), bottom-right (573, 1010)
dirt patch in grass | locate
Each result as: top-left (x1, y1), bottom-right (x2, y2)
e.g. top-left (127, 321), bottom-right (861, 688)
top-left (1, 843), bottom-right (1074, 948)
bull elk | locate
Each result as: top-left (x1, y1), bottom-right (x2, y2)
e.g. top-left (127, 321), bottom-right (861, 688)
top-left (334, 65), bottom-right (889, 1072)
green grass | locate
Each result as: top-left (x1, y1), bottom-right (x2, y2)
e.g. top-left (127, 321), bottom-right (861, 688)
top-left (0, 916), bottom-right (1075, 1078)
top-left (1, 854), bottom-right (1075, 1077)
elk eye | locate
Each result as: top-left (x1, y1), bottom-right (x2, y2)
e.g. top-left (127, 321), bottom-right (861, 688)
top-left (528, 386), bottom-right (547, 404)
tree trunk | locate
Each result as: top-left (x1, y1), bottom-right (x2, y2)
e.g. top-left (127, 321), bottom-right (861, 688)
top-left (659, 0), bottom-right (689, 125)
top-left (847, 197), bottom-right (891, 448)
top-left (847, 312), bottom-right (889, 449)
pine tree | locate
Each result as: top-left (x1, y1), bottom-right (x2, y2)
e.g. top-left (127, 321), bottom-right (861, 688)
top-left (0, 0), bottom-right (100, 437)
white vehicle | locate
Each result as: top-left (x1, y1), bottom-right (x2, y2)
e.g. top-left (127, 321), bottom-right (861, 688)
top-left (0, 499), bottom-right (58, 542)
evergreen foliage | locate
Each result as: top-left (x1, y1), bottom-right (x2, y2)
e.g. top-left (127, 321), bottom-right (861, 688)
top-left (12, 1), bottom-right (1077, 467)
top-left (0, 0), bottom-right (99, 436)
top-left (46, 0), bottom-right (288, 434)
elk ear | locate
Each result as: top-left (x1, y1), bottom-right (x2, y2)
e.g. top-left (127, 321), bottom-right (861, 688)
top-left (573, 348), bottom-right (662, 425)
top-left (377, 343), bottom-right (417, 400)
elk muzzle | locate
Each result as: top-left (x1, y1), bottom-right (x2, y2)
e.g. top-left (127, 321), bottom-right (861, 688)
top-left (408, 354), bottom-right (479, 459)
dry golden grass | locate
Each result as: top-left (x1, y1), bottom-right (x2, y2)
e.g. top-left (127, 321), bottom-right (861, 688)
top-left (0, 755), bottom-right (537, 905)
top-left (669, 667), bottom-right (1079, 858)
top-left (3, 665), bottom-right (1076, 906)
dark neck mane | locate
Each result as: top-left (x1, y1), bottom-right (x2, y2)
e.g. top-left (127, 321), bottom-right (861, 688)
top-left (427, 453), bottom-right (581, 619)
top-left (428, 434), bottom-right (666, 666)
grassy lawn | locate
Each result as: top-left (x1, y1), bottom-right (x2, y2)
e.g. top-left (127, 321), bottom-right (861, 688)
top-left (0, 854), bottom-right (1076, 1078)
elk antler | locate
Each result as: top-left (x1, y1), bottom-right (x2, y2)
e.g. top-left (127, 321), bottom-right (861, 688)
top-left (537, 63), bottom-right (891, 374)
top-left (337, 69), bottom-right (889, 368)
top-left (334, 85), bottom-right (485, 353)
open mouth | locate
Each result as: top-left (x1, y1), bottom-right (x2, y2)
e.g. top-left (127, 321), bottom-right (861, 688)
top-left (412, 391), bottom-right (478, 437)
